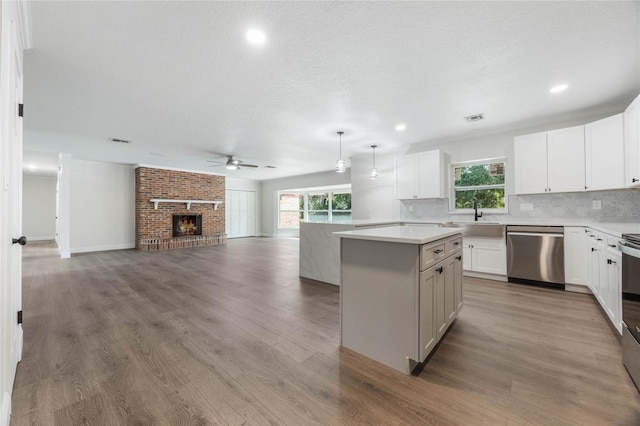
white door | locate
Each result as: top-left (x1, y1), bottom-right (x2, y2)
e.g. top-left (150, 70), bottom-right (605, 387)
top-left (514, 132), bottom-right (548, 194)
top-left (547, 125), bottom-right (586, 193)
top-left (585, 114), bottom-right (625, 191)
top-left (226, 190), bottom-right (256, 238)
top-left (1, 3), bottom-right (27, 422)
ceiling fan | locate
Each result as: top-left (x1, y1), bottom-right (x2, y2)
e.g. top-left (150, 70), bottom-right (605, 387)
top-left (207, 155), bottom-right (260, 170)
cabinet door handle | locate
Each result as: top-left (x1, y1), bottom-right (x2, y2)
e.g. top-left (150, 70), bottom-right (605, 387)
top-left (633, 178), bottom-right (639, 183)
top-left (453, 242), bottom-right (460, 246)
top-left (596, 238), bottom-right (603, 241)
top-left (591, 247), bottom-right (597, 252)
top-left (607, 259), bottom-right (617, 265)
top-left (434, 249), bottom-right (444, 254)
top-left (608, 244), bottom-right (617, 248)
top-left (436, 267), bottom-right (444, 274)
top-left (456, 256), bottom-right (462, 261)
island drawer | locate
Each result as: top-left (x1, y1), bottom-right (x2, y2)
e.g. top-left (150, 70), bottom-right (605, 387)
top-left (420, 240), bottom-right (447, 271)
top-left (446, 236), bottom-right (463, 255)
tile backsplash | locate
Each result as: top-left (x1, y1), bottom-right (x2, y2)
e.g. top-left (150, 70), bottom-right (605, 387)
top-left (400, 189), bottom-right (640, 224)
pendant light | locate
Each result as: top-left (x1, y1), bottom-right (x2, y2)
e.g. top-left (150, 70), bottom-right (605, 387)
top-left (370, 145), bottom-right (379, 179)
top-left (335, 131), bottom-right (346, 173)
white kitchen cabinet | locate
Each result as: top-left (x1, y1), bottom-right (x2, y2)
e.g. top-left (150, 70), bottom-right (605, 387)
top-left (463, 237), bottom-right (507, 275)
top-left (514, 126), bottom-right (585, 194)
top-left (585, 114), bottom-right (625, 191)
top-left (625, 93), bottom-right (640, 187)
top-left (419, 267), bottom-right (437, 359)
top-left (514, 132), bottom-right (548, 194)
top-left (586, 228), bottom-right (622, 334)
top-left (395, 150), bottom-right (448, 199)
top-left (564, 227), bottom-right (589, 286)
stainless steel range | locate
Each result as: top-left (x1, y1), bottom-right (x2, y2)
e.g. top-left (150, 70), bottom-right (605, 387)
top-left (619, 234), bottom-right (640, 392)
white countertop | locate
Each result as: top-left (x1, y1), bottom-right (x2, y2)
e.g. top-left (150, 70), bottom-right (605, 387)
top-left (304, 218), bottom-right (640, 239)
top-left (334, 226), bottom-right (462, 245)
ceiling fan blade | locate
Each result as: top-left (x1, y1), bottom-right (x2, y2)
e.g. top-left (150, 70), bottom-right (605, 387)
top-left (240, 163), bottom-right (259, 168)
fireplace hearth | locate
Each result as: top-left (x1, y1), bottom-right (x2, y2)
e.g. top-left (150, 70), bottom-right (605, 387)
top-left (173, 214), bottom-right (202, 237)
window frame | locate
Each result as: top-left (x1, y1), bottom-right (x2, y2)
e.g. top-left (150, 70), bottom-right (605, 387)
top-left (277, 188), bottom-right (352, 229)
top-left (449, 157), bottom-right (508, 214)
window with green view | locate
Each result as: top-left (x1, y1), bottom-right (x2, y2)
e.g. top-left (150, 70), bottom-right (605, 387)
top-left (451, 160), bottom-right (506, 211)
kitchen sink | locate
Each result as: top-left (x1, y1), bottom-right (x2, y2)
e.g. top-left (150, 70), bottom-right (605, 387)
top-left (440, 222), bottom-right (505, 238)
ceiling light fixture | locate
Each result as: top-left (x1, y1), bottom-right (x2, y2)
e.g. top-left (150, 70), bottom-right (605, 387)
top-left (395, 124), bottom-right (406, 132)
top-left (226, 158), bottom-right (239, 170)
top-left (246, 29), bottom-right (266, 45)
top-left (335, 131), bottom-right (346, 173)
top-left (370, 145), bottom-right (379, 179)
top-left (550, 84), bottom-right (568, 93)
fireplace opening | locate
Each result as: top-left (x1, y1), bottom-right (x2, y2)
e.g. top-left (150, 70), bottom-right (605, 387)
top-left (172, 214), bottom-right (202, 237)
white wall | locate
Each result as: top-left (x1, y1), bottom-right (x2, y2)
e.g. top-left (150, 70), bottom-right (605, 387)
top-left (260, 169), bottom-right (351, 237)
top-left (351, 111), bottom-right (620, 220)
top-left (22, 175), bottom-right (57, 241)
top-left (59, 158), bottom-right (135, 255)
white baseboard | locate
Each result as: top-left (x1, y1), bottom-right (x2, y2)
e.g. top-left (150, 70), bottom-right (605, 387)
top-left (565, 283), bottom-right (591, 294)
top-left (60, 251), bottom-right (71, 259)
top-left (0, 392), bottom-right (10, 426)
top-left (70, 243), bottom-right (135, 254)
top-left (25, 235), bottom-right (55, 241)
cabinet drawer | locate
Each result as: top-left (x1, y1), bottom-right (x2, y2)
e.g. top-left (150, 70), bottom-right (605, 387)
top-left (605, 234), bottom-right (620, 249)
top-left (421, 241), bottom-right (446, 271)
top-left (446, 236), bottom-right (463, 255)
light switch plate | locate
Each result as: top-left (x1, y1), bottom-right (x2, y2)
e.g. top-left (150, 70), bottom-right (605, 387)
top-left (593, 200), bottom-right (602, 210)
top-left (520, 203), bottom-right (534, 211)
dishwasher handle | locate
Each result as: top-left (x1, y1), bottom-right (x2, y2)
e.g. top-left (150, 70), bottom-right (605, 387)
top-left (507, 232), bottom-right (564, 238)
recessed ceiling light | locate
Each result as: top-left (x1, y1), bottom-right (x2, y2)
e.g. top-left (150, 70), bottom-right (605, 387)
top-left (395, 124), bottom-right (406, 131)
top-left (246, 29), bottom-right (266, 45)
top-left (550, 84), bottom-right (568, 93)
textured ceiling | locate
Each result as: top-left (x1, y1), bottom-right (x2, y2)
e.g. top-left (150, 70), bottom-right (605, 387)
top-left (24, 1), bottom-right (640, 180)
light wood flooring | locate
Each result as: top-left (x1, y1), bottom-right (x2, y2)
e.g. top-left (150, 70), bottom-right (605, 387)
top-left (10, 238), bottom-right (640, 425)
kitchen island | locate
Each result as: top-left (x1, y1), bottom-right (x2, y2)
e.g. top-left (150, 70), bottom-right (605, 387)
top-left (334, 226), bottom-right (463, 374)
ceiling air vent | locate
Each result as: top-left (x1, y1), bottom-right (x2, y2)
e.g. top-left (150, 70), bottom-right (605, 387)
top-left (108, 137), bottom-right (131, 144)
top-left (464, 113), bottom-right (485, 123)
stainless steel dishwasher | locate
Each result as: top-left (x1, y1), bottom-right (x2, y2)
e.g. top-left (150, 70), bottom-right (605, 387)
top-left (506, 225), bottom-right (565, 289)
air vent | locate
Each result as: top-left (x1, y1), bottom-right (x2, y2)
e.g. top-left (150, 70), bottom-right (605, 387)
top-left (464, 113), bottom-right (485, 123)
top-left (108, 137), bottom-right (131, 144)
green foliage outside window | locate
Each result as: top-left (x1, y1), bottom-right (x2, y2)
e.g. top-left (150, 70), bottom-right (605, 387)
top-left (454, 163), bottom-right (505, 209)
top-left (332, 193), bottom-right (351, 210)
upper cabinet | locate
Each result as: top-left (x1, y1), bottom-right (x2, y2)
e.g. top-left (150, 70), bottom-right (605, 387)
top-left (585, 113), bottom-right (625, 191)
top-left (395, 150), bottom-right (448, 199)
top-left (514, 125), bottom-right (585, 194)
top-left (625, 94), bottom-right (640, 187)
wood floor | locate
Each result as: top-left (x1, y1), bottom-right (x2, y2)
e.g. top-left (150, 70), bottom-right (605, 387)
top-left (11, 238), bottom-right (640, 425)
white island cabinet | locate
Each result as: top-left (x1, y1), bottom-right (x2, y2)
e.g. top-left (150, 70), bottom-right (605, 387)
top-left (334, 226), bottom-right (463, 374)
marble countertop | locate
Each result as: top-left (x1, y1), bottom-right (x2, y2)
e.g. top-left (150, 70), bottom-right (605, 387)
top-left (333, 226), bottom-right (462, 245)
top-left (303, 218), bottom-right (640, 238)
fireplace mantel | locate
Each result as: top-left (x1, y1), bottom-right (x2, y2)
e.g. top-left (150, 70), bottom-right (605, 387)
top-left (150, 199), bottom-right (223, 210)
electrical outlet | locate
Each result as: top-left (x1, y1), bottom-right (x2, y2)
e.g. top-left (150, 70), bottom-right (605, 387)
top-left (592, 200), bottom-right (602, 210)
top-left (520, 203), bottom-right (534, 211)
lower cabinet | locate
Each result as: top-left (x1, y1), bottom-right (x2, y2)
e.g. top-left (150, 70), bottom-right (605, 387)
top-left (463, 237), bottom-right (507, 275)
top-left (564, 227), bottom-right (589, 286)
top-left (420, 243), bottom-right (463, 361)
top-left (587, 228), bottom-right (622, 334)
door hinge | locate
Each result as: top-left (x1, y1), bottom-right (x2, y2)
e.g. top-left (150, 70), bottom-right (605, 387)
top-left (17, 310), bottom-right (22, 324)
top-left (18, 103), bottom-right (23, 117)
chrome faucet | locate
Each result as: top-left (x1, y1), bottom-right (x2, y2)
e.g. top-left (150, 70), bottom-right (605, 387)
top-left (473, 198), bottom-right (483, 222)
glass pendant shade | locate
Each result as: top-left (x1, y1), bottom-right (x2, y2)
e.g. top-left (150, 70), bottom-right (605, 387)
top-left (370, 145), bottom-right (379, 179)
top-left (335, 131), bottom-right (345, 173)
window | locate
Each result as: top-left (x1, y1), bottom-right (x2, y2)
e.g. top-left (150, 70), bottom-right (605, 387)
top-left (278, 188), bottom-right (352, 228)
top-left (450, 158), bottom-right (506, 212)
top-left (278, 193), bottom-right (303, 228)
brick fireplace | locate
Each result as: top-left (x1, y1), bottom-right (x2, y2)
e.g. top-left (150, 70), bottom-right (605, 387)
top-left (135, 167), bottom-right (226, 250)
